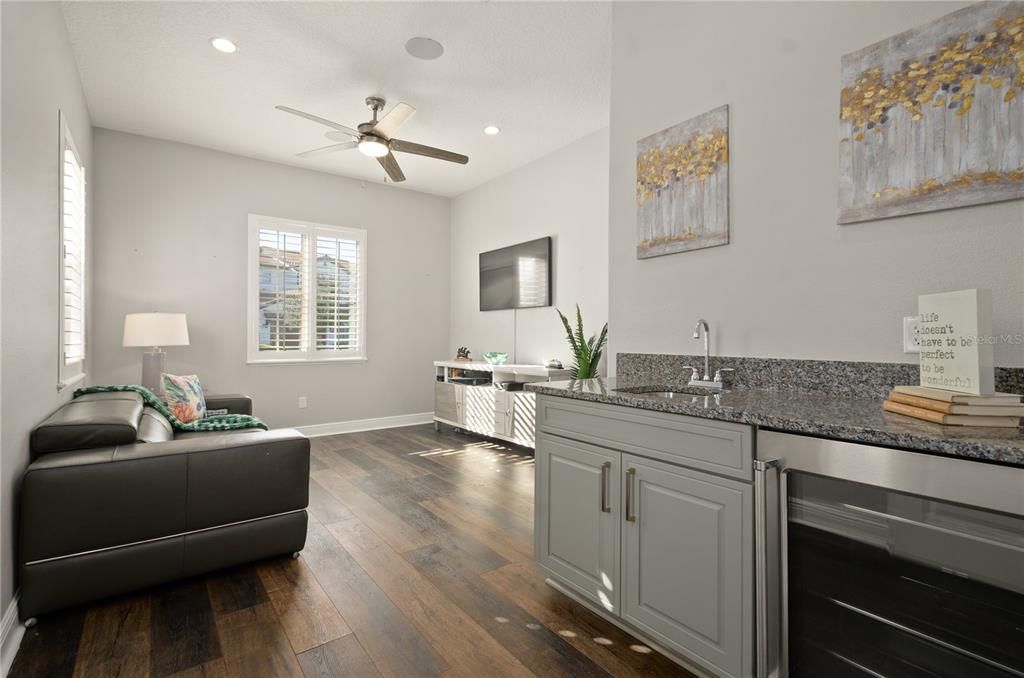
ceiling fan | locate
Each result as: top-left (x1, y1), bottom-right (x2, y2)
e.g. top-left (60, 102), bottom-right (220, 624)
top-left (276, 96), bottom-right (469, 183)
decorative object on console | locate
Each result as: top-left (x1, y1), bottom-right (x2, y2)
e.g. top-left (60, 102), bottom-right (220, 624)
top-left (839, 3), bottom-right (1024, 224)
top-left (122, 313), bottom-right (190, 395)
top-left (455, 346), bottom-right (472, 360)
top-left (482, 351), bottom-right (509, 365)
top-left (162, 373), bottom-right (207, 423)
top-left (556, 304), bottom-right (608, 379)
top-left (544, 358), bottom-right (563, 369)
top-left (636, 104), bottom-right (729, 258)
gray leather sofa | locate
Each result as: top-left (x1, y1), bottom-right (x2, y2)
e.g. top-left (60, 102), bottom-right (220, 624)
top-left (19, 391), bottom-right (309, 622)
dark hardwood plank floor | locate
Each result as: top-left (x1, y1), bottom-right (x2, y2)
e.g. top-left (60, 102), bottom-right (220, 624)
top-left (8, 424), bottom-right (696, 678)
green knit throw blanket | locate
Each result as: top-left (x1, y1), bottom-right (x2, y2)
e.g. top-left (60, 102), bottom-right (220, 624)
top-left (74, 385), bottom-right (268, 432)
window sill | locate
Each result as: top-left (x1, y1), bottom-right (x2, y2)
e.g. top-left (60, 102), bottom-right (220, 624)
top-left (57, 372), bottom-right (87, 392)
top-left (246, 356), bottom-right (368, 366)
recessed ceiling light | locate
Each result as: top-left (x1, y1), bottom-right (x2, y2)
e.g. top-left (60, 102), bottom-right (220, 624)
top-left (484, 126), bottom-right (501, 136)
top-left (209, 37), bottom-right (237, 54)
top-left (405, 37), bottom-right (444, 60)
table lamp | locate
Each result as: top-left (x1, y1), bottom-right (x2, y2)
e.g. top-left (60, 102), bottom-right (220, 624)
top-left (122, 313), bottom-right (190, 394)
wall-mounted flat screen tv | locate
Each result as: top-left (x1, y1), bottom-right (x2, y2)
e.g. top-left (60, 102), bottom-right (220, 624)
top-left (479, 236), bottom-right (552, 311)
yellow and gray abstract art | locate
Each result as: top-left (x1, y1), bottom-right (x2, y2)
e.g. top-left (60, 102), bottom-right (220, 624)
top-left (839, 2), bottom-right (1024, 223)
top-left (636, 105), bottom-right (729, 259)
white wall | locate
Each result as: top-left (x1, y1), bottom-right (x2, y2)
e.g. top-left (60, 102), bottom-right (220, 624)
top-left (1, 1), bottom-right (93, 612)
top-left (92, 129), bottom-right (450, 429)
top-left (450, 130), bottom-right (609, 369)
top-left (609, 2), bottom-right (1024, 371)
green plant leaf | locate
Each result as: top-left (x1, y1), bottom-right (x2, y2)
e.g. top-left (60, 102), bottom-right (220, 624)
top-left (557, 306), bottom-right (607, 379)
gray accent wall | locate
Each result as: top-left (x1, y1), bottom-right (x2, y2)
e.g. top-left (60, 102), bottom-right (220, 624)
top-left (1, 1), bottom-right (94, 613)
top-left (90, 129), bottom-right (451, 429)
top-left (608, 2), bottom-right (1024, 372)
top-left (450, 129), bottom-right (609, 370)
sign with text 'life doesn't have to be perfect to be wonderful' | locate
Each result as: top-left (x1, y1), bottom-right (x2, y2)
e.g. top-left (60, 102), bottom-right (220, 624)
top-left (918, 289), bottom-right (994, 396)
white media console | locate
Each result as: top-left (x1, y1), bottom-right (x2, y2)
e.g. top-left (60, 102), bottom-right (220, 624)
top-left (433, 360), bottom-right (570, 448)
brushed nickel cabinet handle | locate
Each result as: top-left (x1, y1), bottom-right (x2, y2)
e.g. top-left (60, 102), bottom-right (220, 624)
top-left (600, 462), bottom-right (611, 513)
top-left (625, 467), bottom-right (637, 522)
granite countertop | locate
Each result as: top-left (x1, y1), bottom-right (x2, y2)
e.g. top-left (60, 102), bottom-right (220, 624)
top-left (526, 377), bottom-right (1024, 467)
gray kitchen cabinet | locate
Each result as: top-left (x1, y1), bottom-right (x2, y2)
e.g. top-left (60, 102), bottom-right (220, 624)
top-left (535, 432), bottom-right (620, 613)
top-left (535, 394), bottom-right (753, 678)
top-left (622, 454), bottom-right (752, 678)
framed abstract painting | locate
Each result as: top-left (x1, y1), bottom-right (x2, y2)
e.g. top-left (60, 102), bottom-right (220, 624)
top-left (839, 2), bottom-right (1024, 224)
top-left (636, 105), bottom-right (729, 259)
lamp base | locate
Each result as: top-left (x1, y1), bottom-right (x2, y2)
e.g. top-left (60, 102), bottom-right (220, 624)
top-left (142, 348), bottom-right (166, 395)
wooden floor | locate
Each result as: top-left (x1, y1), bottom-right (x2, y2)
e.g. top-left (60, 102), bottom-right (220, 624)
top-left (9, 424), bottom-right (696, 678)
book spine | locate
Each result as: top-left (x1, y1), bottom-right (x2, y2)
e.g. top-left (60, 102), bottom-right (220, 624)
top-left (887, 392), bottom-right (953, 414)
top-left (883, 399), bottom-right (948, 424)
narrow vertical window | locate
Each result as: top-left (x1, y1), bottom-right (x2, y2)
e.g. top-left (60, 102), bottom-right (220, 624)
top-left (59, 114), bottom-right (86, 388)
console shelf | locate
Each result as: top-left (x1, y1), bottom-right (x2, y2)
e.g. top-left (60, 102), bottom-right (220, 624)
top-left (433, 360), bottom-right (570, 448)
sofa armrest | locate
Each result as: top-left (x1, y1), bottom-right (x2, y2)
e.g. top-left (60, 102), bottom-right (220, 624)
top-left (20, 429), bottom-right (309, 564)
top-left (204, 393), bottom-right (252, 416)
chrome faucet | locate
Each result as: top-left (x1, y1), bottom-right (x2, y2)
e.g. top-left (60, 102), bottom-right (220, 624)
top-left (684, 319), bottom-right (733, 389)
top-left (693, 319), bottom-right (711, 381)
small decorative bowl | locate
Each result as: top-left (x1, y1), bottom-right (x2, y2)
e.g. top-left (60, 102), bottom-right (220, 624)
top-left (482, 352), bottom-right (509, 365)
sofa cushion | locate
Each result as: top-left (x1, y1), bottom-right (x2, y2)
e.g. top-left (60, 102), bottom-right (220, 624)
top-left (20, 448), bottom-right (188, 562)
top-left (137, 407), bottom-right (174, 443)
top-left (30, 392), bottom-right (143, 458)
top-left (184, 429), bottom-right (310, 531)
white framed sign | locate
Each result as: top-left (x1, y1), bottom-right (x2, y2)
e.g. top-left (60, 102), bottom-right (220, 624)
top-left (918, 289), bottom-right (994, 395)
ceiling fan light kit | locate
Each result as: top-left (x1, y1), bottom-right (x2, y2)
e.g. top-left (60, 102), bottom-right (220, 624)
top-left (276, 95), bottom-right (468, 183)
top-left (358, 138), bottom-right (389, 158)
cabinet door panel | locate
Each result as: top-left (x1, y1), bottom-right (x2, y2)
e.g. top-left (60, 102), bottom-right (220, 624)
top-left (462, 386), bottom-right (496, 435)
top-left (535, 433), bottom-right (620, 613)
top-left (494, 390), bottom-right (512, 437)
top-left (623, 455), bottom-right (752, 678)
top-left (511, 392), bottom-right (536, 445)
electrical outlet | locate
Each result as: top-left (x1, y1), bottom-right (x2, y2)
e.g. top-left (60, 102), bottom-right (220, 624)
top-left (298, 396), bottom-right (307, 409)
top-left (903, 316), bottom-right (921, 353)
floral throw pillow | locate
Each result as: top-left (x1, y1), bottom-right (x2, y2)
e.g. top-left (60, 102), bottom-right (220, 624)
top-left (162, 373), bottom-right (206, 423)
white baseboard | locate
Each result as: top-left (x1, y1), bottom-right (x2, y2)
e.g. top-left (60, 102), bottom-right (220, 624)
top-left (0, 593), bottom-right (23, 678)
top-left (297, 412), bottom-right (434, 438)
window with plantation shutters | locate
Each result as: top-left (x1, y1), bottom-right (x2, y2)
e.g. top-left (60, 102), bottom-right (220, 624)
top-left (247, 215), bottom-right (366, 363)
top-left (58, 116), bottom-right (86, 389)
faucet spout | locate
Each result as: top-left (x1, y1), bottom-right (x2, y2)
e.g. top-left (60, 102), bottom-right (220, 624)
top-left (692, 319), bottom-right (710, 381)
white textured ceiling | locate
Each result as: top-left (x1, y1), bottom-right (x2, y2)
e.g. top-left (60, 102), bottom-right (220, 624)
top-left (61, 1), bottom-right (611, 197)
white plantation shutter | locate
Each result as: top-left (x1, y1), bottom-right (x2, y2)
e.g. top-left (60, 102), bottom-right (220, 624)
top-left (248, 215), bottom-right (366, 362)
top-left (59, 117), bottom-right (86, 388)
top-left (315, 234), bottom-right (361, 353)
top-left (257, 227), bottom-right (307, 353)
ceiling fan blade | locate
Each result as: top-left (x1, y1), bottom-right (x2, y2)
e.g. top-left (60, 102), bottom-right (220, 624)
top-left (376, 152), bottom-right (406, 182)
top-left (275, 106), bottom-right (359, 138)
top-left (371, 102), bottom-right (416, 139)
top-left (390, 139), bottom-right (469, 165)
top-left (296, 141), bottom-right (358, 158)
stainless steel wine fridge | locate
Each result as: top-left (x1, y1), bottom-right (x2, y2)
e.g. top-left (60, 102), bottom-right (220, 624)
top-left (755, 432), bottom-right (1024, 678)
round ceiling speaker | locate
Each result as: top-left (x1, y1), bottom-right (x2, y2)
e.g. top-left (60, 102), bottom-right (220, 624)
top-left (405, 37), bottom-right (444, 60)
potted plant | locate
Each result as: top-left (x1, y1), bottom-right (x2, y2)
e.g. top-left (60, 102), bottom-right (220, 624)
top-left (556, 305), bottom-right (608, 379)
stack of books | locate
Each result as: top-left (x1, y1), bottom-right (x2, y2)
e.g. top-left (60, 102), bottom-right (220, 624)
top-left (884, 386), bottom-right (1024, 427)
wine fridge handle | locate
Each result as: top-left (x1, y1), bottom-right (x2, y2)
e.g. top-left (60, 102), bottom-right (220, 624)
top-left (625, 467), bottom-right (636, 522)
top-left (754, 458), bottom-right (785, 678)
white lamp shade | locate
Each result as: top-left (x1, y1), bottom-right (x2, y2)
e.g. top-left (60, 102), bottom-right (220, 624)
top-left (123, 313), bottom-right (190, 347)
